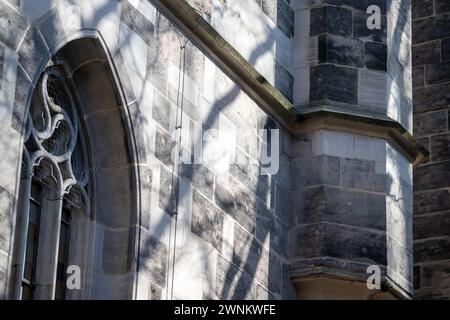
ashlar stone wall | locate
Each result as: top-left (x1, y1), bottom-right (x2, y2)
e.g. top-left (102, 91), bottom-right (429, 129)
top-left (0, 0), bottom-right (296, 300)
top-left (412, 0), bottom-right (450, 300)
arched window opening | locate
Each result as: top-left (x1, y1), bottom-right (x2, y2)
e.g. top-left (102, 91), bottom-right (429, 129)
top-left (13, 64), bottom-right (91, 300)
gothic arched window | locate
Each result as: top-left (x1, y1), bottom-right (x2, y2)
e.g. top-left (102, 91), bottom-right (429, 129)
top-left (15, 65), bottom-right (91, 300)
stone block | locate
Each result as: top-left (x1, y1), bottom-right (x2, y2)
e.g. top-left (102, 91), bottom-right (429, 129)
top-left (94, 167), bottom-right (133, 229)
top-left (85, 109), bottom-right (129, 169)
top-left (365, 42), bottom-right (387, 71)
top-left (215, 255), bottom-right (255, 299)
top-left (292, 155), bottom-right (340, 190)
top-left (414, 189), bottom-right (450, 215)
top-left (18, 26), bottom-right (50, 82)
top-left (121, 0), bottom-right (155, 45)
top-left (159, 164), bottom-right (177, 215)
top-left (341, 158), bottom-right (386, 193)
top-left (412, 41), bottom-right (441, 67)
top-left (353, 9), bottom-right (387, 43)
top-left (214, 177), bottom-right (256, 234)
top-left (442, 38), bottom-right (450, 61)
top-left (276, 0), bottom-right (294, 37)
top-left (426, 62), bottom-right (450, 85)
top-left (413, 110), bottom-right (448, 137)
top-left (11, 65), bottom-right (32, 134)
top-left (413, 82), bottom-right (450, 113)
top-left (414, 161), bottom-right (450, 191)
top-left (0, 1), bottom-right (28, 50)
top-left (101, 227), bottom-right (131, 274)
top-left (412, 0), bottom-right (433, 19)
top-left (139, 232), bottom-right (168, 287)
top-left (431, 133), bottom-right (450, 162)
top-left (318, 34), bottom-right (365, 68)
top-left (421, 262), bottom-right (450, 288)
top-left (413, 15), bottom-right (450, 44)
top-left (181, 163), bottom-right (215, 200)
top-left (412, 66), bottom-right (425, 88)
top-left (435, 0), bottom-right (450, 14)
top-left (290, 223), bottom-right (388, 265)
top-left (414, 212), bottom-right (450, 240)
top-left (191, 189), bottom-right (224, 252)
top-left (275, 181), bottom-right (291, 225)
top-left (414, 238), bottom-right (450, 263)
top-left (310, 64), bottom-right (358, 104)
top-left (256, 210), bottom-right (288, 257)
top-left (154, 126), bottom-right (175, 167)
top-left (0, 187), bottom-right (13, 254)
top-left (275, 62), bottom-right (293, 102)
top-left (152, 90), bottom-right (173, 132)
top-left (310, 6), bottom-right (352, 37)
top-left (233, 225), bottom-right (281, 294)
top-left (36, 7), bottom-right (66, 55)
top-left (358, 69), bottom-right (387, 109)
top-left (293, 185), bottom-right (386, 230)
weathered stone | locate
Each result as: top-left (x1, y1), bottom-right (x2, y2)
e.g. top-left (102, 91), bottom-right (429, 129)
top-left (292, 155), bottom-right (340, 190)
top-left (435, 0), bottom-right (450, 14)
top-left (412, 66), bottom-right (425, 88)
top-left (413, 82), bottom-right (450, 113)
top-left (37, 7), bottom-right (66, 54)
top-left (277, 0), bottom-right (294, 38)
top-left (275, 61), bottom-right (293, 102)
top-left (0, 187), bottom-right (13, 254)
top-left (414, 189), bottom-right (450, 215)
top-left (152, 89), bottom-right (172, 131)
top-left (421, 262), bottom-right (450, 288)
top-left (121, 0), bottom-right (155, 45)
top-left (414, 212), bottom-right (450, 240)
top-left (181, 164), bottom-right (214, 199)
top-left (415, 238), bottom-right (450, 263)
top-left (431, 134), bottom-right (450, 162)
top-left (413, 110), bottom-right (448, 137)
top-left (101, 228), bottom-right (130, 274)
top-left (191, 189), bottom-right (224, 252)
top-left (318, 34), bottom-right (365, 68)
top-left (425, 62), bottom-right (450, 85)
top-left (290, 223), bottom-right (387, 265)
top-left (414, 161), bottom-right (450, 191)
top-left (275, 181), bottom-right (291, 225)
top-left (442, 38), bottom-right (450, 61)
top-left (18, 26), bottom-right (50, 82)
top-left (233, 225), bottom-right (281, 294)
top-left (412, 0), bottom-right (434, 19)
top-left (0, 1), bottom-right (28, 50)
top-left (159, 164), bottom-right (177, 215)
top-left (310, 64), bottom-right (358, 104)
top-left (214, 177), bottom-right (256, 234)
top-left (341, 158), bottom-right (386, 192)
top-left (310, 6), bottom-right (352, 37)
top-left (293, 185), bottom-right (386, 230)
top-left (413, 15), bottom-right (450, 44)
top-left (85, 109), bottom-right (129, 169)
top-left (365, 42), bottom-right (387, 71)
top-left (256, 210), bottom-right (288, 257)
top-left (94, 168), bottom-right (133, 229)
top-left (139, 232), bottom-right (168, 287)
top-left (154, 126), bottom-right (175, 167)
top-left (412, 41), bottom-right (441, 66)
top-left (216, 255), bottom-right (255, 299)
top-left (358, 69), bottom-right (387, 109)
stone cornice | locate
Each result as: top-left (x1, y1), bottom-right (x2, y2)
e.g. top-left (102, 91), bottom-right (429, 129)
top-left (149, 0), bottom-right (428, 166)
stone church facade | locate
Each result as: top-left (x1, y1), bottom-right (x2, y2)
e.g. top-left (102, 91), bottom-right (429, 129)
top-left (0, 0), bottom-right (447, 300)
